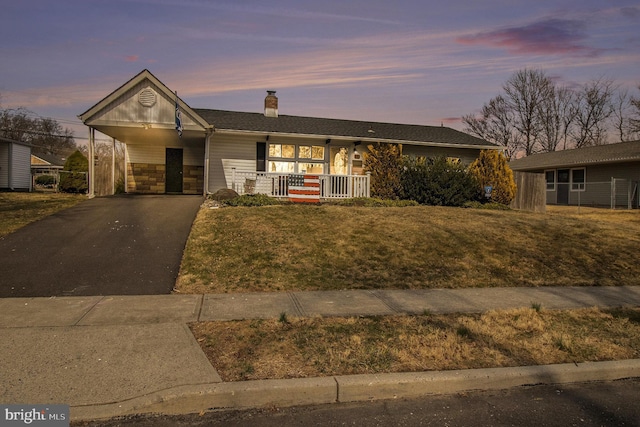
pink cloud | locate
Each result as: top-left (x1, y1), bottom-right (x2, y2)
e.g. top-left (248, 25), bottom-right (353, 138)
top-left (124, 55), bottom-right (139, 62)
top-left (456, 18), bottom-right (600, 57)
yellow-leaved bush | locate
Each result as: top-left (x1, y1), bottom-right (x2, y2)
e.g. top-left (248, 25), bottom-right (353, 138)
top-left (468, 150), bottom-right (517, 205)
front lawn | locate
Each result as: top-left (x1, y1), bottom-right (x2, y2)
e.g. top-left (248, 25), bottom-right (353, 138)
top-left (176, 204), bottom-right (640, 293)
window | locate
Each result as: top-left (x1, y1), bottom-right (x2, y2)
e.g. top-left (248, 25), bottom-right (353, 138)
top-left (330, 147), bottom-right (349, 175)
top-left (545, 170), bottom-right (555, 191)
top-left (256, 142), bottom-right (266, 172)
top-left (298, 145), bottom-right (325, 160)
top-left (571, 168), bottom-right (585, 191)
top-left (269, 144), bottom-right (295, 158)
top-left (266, 143), bottom-right (325, 174)
top-left (268, 161), bottom-right (295, 173)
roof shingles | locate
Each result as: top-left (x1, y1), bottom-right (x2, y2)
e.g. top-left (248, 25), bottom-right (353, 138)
top-left (194, 109), bottom-right (495, 148)
top-left (509, 140), bottom-right (640, 171)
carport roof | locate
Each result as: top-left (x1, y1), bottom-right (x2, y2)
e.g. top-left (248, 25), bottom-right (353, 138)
top-left (195, 108), bottom-right (497, 149)
top-left (509, 140), bottom-right (640, 171)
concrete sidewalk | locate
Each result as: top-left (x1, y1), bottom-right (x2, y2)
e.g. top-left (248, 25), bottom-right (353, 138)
top-left (1, 286), bottom-right (640, 421)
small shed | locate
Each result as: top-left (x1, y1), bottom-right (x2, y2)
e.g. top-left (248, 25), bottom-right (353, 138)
top-left (0, 136), bottom-right (32, 191)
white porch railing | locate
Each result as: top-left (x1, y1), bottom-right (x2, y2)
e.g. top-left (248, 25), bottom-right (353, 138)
top-left (230, 169), bottom-right (370, 199)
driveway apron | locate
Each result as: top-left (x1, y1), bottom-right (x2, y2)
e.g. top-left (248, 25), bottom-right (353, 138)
top-left (0, 195), bottom-right (203, 297)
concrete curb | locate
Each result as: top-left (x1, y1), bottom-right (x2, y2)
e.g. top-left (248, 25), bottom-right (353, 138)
top-left (71, 359), bottom-right (640, 421)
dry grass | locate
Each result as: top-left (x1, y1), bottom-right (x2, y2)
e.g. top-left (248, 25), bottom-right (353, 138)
top-left (0, 192), bottom-right (85, 237)
top-left (177, 204), bottom-right (640, 293)
top-left (190, 307), bottom-right (640, 382)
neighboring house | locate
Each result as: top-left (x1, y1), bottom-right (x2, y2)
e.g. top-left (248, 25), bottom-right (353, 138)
top-left (0, 136), bottom-right (32, 191)
top-left (509, 140), bottom-right (640, 208)
top-left (79, 69), bottom-right (498, 197)
top-left (31, 152), bottom-right (65, 182)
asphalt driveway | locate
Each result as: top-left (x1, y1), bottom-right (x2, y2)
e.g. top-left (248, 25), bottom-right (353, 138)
top-left (0, 195), bottom-right (203, 297)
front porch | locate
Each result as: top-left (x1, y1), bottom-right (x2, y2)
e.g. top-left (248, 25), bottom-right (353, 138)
top-left (229, 170), bottom-right (370, 199)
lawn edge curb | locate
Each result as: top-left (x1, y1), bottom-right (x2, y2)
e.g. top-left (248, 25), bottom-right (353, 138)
top-left (70, 359), bottom-right (640, 421)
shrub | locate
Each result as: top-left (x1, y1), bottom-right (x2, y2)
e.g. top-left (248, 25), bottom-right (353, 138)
top-left (35, 175), bottom-right (56, 187)
top-left (114, 178), bottom-right (125, 194)
top-left (58, 150), bottom-right (88, 194)
top-left (468, 150), bottom-right (517, 205)
top-left (400, 156), bottom-right (478, 206)
top-left (363, 143), bottom-right (403, 199)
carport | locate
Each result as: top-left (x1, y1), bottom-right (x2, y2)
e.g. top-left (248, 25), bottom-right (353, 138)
top-left (78, 70), bottom-right (213, 196)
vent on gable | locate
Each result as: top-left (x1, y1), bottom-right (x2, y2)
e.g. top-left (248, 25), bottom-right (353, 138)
top-left (138, 88), bottom-right (157, 107)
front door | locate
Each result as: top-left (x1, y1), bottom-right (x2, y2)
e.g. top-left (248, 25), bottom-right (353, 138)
top-left (165, 148), bottom-right (183, 193)
top-left (557, 169), bottom-right (570, 205)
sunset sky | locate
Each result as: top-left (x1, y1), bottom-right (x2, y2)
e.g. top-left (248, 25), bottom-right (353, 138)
top-left (1, 0), bottom-right (639, 142)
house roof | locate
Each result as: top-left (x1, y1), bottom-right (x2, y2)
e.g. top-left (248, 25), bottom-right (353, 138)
top-left (31, 152), bottom-right (65, 167)
top-left (509, 140), bottom-right (640, 171)
top-left (195, 109), bottom-right (497, 149)
top-left (78, 69), bottom-right (496, 150)
top-left (0, 136), bottom-right (32, 147)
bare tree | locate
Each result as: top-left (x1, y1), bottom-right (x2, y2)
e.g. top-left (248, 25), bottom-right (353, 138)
top-left (572, 78), bottom-right (615, 147)
top-left (502, 69), bottom-right (555, 156)
top-left (0, 107), bottom-right (34, 142)
top-left (556, 86), bottom-right (579, 151)
top-left (536, 85), bottom-right (563, 153)
top-left (34, 117), bottom-right (76, 156)
top-left (0, 100), bottom-right (76, 156)
top-left (629, 85), bottom-right (640, 138)
top-left (462, 95), bottom-right (521, 160)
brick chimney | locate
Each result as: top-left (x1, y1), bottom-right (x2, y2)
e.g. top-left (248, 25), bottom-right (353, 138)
top-left (264, 90), bottom-right (278, 117)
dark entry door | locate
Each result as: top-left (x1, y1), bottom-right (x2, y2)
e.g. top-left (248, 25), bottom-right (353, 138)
top-left (166, 148), bottom-right (183, 193)
top-left (557, 169), bottom-right (570, 205)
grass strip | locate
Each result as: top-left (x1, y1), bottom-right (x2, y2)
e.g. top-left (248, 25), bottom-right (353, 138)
top-left (190, 307), bottom-right (640, 382)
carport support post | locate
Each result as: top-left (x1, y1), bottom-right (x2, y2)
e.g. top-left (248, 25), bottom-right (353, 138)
top-left (112, 137), bottom-right (116, 195)
top-left (88, 127), bottom-right (95, 198)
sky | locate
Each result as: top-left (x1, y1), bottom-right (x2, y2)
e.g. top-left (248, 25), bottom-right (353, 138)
top-left (1, 0), bottom-right (639, 144)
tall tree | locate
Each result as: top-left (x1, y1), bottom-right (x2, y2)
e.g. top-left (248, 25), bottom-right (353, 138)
top-left (0, 96), bottom-right (76, 156)
top-left (572, 78), bottom-right (615, 148)
top-left (502, 69), bottom-right (555, 156)
top-left (629, 85), bottom-right (640, 138)
top-left (462, 96), bottom-right (521, 160)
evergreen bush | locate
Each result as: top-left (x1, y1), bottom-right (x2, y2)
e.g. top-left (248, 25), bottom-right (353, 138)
top-left (58, 150), bottom-right (88, 193)
top-left (400, 156), bottom-right (478, 206)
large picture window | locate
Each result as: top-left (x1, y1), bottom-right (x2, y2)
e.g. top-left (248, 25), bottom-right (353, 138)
top-left (267, 143), bottom-right (325, 173)
top-left (571, 168), bottom-right (585, 191)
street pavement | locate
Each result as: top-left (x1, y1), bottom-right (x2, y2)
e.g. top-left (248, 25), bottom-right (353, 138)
top-left (0, 195), bottom-right (203, 297)
top-left (1, 286), bottom-right (640, 422)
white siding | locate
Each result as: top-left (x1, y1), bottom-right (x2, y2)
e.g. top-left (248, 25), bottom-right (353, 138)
top-left (0, 142), bottom-right (31, 190)
top-left (209, 133), bottom-right (258, 192)
top-left (127, 142), bottom-right (204, 166)
top-left (0, 143), bottom-right (8, 188)
top-left (92, 81), bottom-right (201, 129)
top-left (127, 144), bottom-right (165, 164)
top-left (10, 143), bottom-right (31, 190)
